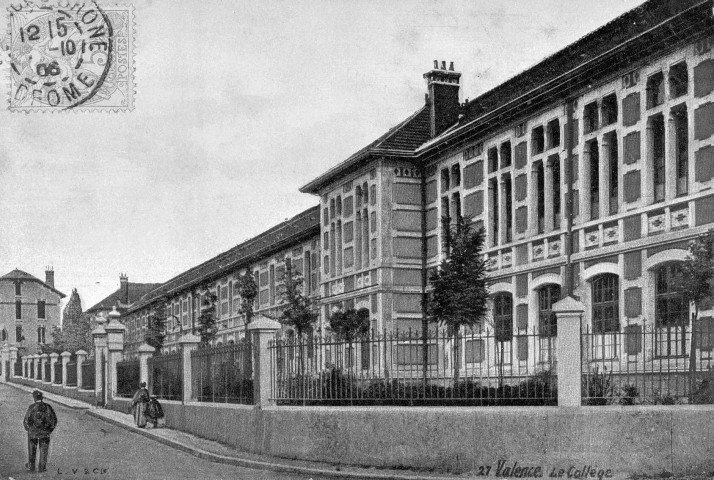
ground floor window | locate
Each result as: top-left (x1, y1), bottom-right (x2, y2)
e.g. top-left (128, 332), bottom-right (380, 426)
top-left (655, 263), bottom-right (688, 357)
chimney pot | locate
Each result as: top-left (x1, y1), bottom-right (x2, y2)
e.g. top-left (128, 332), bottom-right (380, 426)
top-left (449, 61), bottom-right (454, 71)
top-left (441, 60), bottom-right (446, 70)
top-left (120, 274), bottom-right (129, 305)
top-left (45, 268), bottom-right (55, 289)
top-left (433, 60), bottom-right (438, 69)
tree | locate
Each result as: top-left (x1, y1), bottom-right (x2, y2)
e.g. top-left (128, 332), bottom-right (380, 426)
top-left (237, 272), bottom-right (258, 325)
top-left (45, 289), bottom-right (92, 354)
top-left (276, 260), bottom-right (318, 338)
top-left (196, 287), bottom-right (218, 346)
top-left (674, 228), bottom-right (714, 394)
top-left (427, 217), bottom-right (490, 383)
top-left (145, 302), bottom-right (168, 354)
top-left (329, 308), bottom-right (370, 370)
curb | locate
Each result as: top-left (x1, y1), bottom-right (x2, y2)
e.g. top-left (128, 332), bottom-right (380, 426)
top-left (85, 409), bottom-right (459, 480)
top-left (3, 381), bottom-right (91, 410)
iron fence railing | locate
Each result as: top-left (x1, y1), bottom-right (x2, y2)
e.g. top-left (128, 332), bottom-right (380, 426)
top-left (582, 323), bottom-right (714, 405)
top-left (149, 352), bottom-right (183, 401)
top-left (29, 361), bottom-right (34, 379)
top-left (81, 360), bottom-right (95, 390)
top-left (53, 361), bottom-right (62, 384)
top-left (44, 362), bottom-right (50, 381)
top-left (191, 341), bottom-right (253, 404)
top-left (270, 329), bottom-right (558, 406)
top-left (116, 359), bottom-right (140, 397)
top-left (66, 362), bottom-right (78, 386)
top-left (14, 359), bottom-right (22, 377)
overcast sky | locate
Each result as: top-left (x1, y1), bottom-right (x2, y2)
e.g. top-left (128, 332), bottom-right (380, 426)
top-left (0, 0), bottom-right (647, 314)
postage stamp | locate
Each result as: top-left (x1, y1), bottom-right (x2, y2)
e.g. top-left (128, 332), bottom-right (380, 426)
top-left (7, 1), bottom-right (135, 112)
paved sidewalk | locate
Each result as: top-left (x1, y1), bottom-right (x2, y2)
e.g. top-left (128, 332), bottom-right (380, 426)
top-left (3, 381), bottom-right (463, 480)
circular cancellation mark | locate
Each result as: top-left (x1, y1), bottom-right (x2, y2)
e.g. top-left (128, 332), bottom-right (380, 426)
top-left (9, 2), bottom-right (114, 110)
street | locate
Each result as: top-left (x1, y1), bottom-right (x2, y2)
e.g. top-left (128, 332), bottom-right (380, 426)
top-left (0, 384), bottom-right (326, 480)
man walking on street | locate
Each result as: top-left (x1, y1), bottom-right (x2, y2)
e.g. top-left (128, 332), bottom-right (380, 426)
top-left (23, 390), bottom-right (57, 473)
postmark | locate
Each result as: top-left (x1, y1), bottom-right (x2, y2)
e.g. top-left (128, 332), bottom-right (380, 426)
top-left (7, 1), bottom-right (134, 111)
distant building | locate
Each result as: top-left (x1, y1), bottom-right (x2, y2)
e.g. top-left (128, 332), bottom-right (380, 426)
top-left (85, 274), bottom-right (161, 323)
top-left (0, 268), bottom-right (65, 355)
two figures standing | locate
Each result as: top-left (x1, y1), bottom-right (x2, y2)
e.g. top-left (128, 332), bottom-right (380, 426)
top-left (131, 382), bottom-right (163, 428)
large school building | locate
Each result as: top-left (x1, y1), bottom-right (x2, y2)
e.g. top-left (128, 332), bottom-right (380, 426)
top-left (118, 0), bottom-right (714, 368)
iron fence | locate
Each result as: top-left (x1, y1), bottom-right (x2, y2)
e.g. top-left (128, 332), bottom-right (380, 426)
top-left (14, 359), bottom-right (22, 377)
top-left (270, 329), bottom-right (557, 406)
top-left (582, 323), bottom-right (714, 405)
top-left (116, 359), bottom-right (140, 397)
top-left (53, 361), bottom-right (62, 384)
top-left (81, 360), bottom-right (95, 390)
top-left (29, 361), bottom-right (34, 379)
top-left (148, 352), bottom-right (183, 401)
top-left (66, 362), bottom-right (78, 386)
top-left (44, 362), bottom-right (50, 381)
top-left (192, 341), bottom-right (253, 404)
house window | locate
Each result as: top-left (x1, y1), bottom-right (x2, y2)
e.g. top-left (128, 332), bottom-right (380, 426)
top-left (669, 62), bottom-right (688, 99)
top-left (355, 186), bottom-right (362, 207)
top-left (584, 102), bottom-right (599, 133)
top-left (535, 161), bottom-right (545, 233)
top-left (605, 131), bottom-right (618, 215)
top-left (336, 195), bottom-right (342, 216)
top-left (538, 285), bottom-right (560, 337)
top-left (441, 168), bottom-right (450, 191)
top-left (601, 94), bottom-right (618, 126)
top-left (551, 157), bottom-right (561, 229)
top-left (15, 281), bottom-right (21, 296)
top-left (451, 192), bottom-right (461, 222)
top-left (37, 300), bottom-right (46, 319)
top-left (591, 274), bottom-right (619, 359)
top-left (323, 208), bottom-right (328, 226)
top-left (672, 105), bottom-right (689, 196)
top-left (546, 119), bottom-right (560, 149)
top-left (488, 147), bottom-right (498, 173)
top-left (588, 140), bottom-right (600, 220)
top-left (489, 178), bottom-right (499, 247)
top-left (655, 263), bottom-right (688, 357)
top-left (531, 126), bottom-right (545, 155)
top-left (269, 265), bottom-right (276, 305)
top-left (330, 198), bottom-right (335, 219)
top-left (16, 326), bottom-right (23, 343)
top-left (504, 175), bottom-right (513, 243)
top-left (15, 300), bottom-right (21, 319)
top-left (37, 326), bottom-right (45, 344)
top-left (362, 182), bottom-right (369, 205)
top-left (451, 164), bottom-right (461, 187)
top-left (493, 293), bottom-right (513, 342)
top-left (369, 185), bottom-right (376, 205)
top-left (646, 72), bottom-right (665, 109)
top-left (493, 293), bottom-right (513, 365)
top-left (651, 114), bottom-right (666, 202)
top-left (500, 141), bottom-right (512, 168)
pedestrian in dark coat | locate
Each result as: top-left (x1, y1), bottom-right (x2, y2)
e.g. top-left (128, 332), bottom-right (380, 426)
top-left (131, 382), bottom-right (150, 428)
top-left (146, 395), bottom-right (164, 428)
top-left (23, 390), bottom-right (57, 473)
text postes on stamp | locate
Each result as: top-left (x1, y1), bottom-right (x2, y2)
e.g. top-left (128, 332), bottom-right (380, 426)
top-left (8, 1), bottom-right (135, 112)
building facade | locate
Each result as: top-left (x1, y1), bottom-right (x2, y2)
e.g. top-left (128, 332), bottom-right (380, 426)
top-left (120, 1), bottom-right (714, 372)
top-left (0, 268), bottom-right (65, 355)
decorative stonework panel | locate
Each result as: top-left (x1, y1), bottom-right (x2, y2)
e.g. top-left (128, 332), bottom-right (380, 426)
top-left (670, 207), bottom-right (689, 230)
top-left (532, 242), bottom-right (545, 261)
top-left (584, 230), bottom-right (600, 249)
top-left (502, 250), bottom-right (513, 268)
top-left (648, 211), bottom-right (666, 235)
top-left (603, 224), bottom-right (619, 244)
top-left (548, 239), bottom-right (561, 257)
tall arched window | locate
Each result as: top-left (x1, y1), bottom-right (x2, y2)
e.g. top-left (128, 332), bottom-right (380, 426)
top-left (493, 293), bottom-right (513, 367)
top-left (538, 284), bottom-right (560, 337)
top-left (591, 274), bottom-right (620, 359)
top-left (655, 263), bottom-right (688, 357)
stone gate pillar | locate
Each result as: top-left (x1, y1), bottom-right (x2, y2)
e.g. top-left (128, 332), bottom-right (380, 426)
top-left (137, 344), bottom-right (155, 387)
top-left (553, 296), bottom-right (585, 407)
top-left (61, 351), bottom-right (71, 388)
top-left (49, 352), bottom-right (59, 383)
top-left (40, 354), bottom-right (49, 382)
top-left (179, 334), bottom-right (201, 403)
top-left (105, 308), bottom-right (126, 401)
top-left (92, 315), bottom-right (108, 400)
top-left (247, 316), bottom-right (281, 408)
top-left (75, 350), bottom-right (88, 389)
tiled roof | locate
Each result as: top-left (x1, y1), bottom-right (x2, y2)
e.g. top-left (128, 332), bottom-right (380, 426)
top-left (86, 282), bottom-right (163, 313)
top-left (459, 0), bottom-right (708, 125)
top-left (0, 269), bottom-right (66, 298)
top-left (300, 106), bottom-right (430, 194)
top-left (127, 205), bottom-right (320, 314)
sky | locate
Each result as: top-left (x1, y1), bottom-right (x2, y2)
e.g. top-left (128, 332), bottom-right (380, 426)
top-left (0, 0), bottom-right (647, 314)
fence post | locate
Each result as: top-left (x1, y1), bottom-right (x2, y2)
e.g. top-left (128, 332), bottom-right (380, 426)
top-left (0, 345), bottom-right (8, 381)
top-left (34, 355), bottom-right (41, 381)
top-left (75, 350), bottom-right (87, 389)
top-left (92, 315), bottom-right (108, 399)
top-left (247, 315), bottom-right (281, 408)
top-left (105, 308), bottom-right (126, 402)
top-left (61, 351), bottom-right (71, 388)
top-left (553, 296), bottom-right (585, 407)
top-left (179, 334), bottom-right (200, 403)
top-left (9, 346), bottom-right (18, 379)
top-left (40, 354), bottom-right (49, 382)
top-left (49, 353), bottom-right (59, 383)
top-left (137, 344), bottom-right (155, 387)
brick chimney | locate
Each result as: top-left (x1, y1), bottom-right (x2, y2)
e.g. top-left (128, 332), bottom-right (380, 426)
top-left (45, 267), bottom-right (55, 288)
top-left (120, 273), bottom-right (129, 304)
top-left (424, 60), bottom-right (461, 138)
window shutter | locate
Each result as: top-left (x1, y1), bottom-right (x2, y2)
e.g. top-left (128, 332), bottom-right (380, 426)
top-left (517, 336), bottom-right (529, 361)
top-left (624, 324), bottom-right (642, 355)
